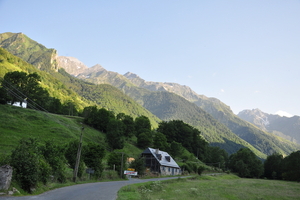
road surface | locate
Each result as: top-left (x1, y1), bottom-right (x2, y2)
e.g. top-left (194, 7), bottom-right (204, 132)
top-left (0, 176), bottom-right (188, 200)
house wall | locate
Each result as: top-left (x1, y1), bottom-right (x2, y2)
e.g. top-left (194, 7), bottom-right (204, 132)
top-left (160, 166), bottom-right (181, 176)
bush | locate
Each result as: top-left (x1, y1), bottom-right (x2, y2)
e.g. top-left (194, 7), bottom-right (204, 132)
top-left (83, 143), bottom-right (105, 179)
top-left (197, 166), bottom-right (205, 175)
top-left (180, 164), bottom-right (192, 174)
top-left (10, 138), bottom-right (40, 193)
top-left (41, 140), bottom-right (67, 183)
top-left (65, 140), bottom-right (85, 178)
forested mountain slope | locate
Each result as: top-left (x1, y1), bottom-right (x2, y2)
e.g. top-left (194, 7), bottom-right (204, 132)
top-left (60, 54), bottom-right (299, 157)
top-left (0, 35), bottom-right (161, 127)
top-left (56, 50), bottom-right (266, 157)
top-left (123, 72), bottom-right (300, 156)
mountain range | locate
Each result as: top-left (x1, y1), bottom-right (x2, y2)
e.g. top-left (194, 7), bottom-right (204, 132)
top-left (238, 109), bottom-right (300, 144)
top-left (1, 32), bottom-right (299, 159)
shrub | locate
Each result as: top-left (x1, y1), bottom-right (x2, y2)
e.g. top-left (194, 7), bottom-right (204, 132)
top-left (10, 138), bottom-right (40, 193)
top-left (197, 166), bottom-right (205, 175)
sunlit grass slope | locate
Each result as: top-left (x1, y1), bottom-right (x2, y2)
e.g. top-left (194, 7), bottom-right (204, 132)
top-left (0, 104), bottom-right (106, 155)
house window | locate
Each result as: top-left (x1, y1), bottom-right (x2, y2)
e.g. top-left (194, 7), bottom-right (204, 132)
top-left (156, 154), bottom-right (162, 160)
top-left (165, 156), bottom-right (171, 162)
top-left (168, 167), bottom-right (170, 172)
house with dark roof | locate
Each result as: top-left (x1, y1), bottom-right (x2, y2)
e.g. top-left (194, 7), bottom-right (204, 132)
top-left (141, 147), bottom-right (181, 176)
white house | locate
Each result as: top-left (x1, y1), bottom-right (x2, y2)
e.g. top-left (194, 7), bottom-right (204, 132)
top-left (141, 147), bottom-right (181, 176)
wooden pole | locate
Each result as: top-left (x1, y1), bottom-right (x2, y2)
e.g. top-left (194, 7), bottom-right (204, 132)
top-left (73, 126), bottom-right (84, 182)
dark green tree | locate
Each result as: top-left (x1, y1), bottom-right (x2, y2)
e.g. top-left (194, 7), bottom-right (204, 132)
top-left (129, 156), bottom-right (146, 176)
top-left (107, 151), bottom-right (128, 178)
top-left (264, 152), bottom-right (283, 180)
top-left (135, 116), bottom-right (151, 136)
top-left (157, 120), bottom-right (207, 158)
top-left (106, 118), bottom-right (125, 150)
top-left (1, 71), bottom-right (28, 105)
top-left (121, 115), bottom-right (136, 138)
top-left (97, 108), bottom-right (115, 133)
top-left (205, 146), bottom-right (228, 170)
top-left (64, 140), bottom-right (85, 178)
top-left (282, 151), bottom-right (300, 181)
top-left (116, 113), bottom-right (126, 120)
top-left (137, 130), bottom-right (153, 149)
top-left (228, 148), bottom-right (263, 178)
top-left (197, 166), bottom-right (206, 175)
top-left (0, 85), bottom-right (8, 104)
top-left (153, 132), bottom-right (169, 151)
top-left (62, 100), bottom-right (78, 116)
top-left (11, 138), bottom-right (51, 193)
top-left (1, 71), bottom-right (49, 108)
top-left (83, 106), bottom-right (98, 127)
top-left (45, 97), bottom-right (63, 114)
top-left (83, 143), bottom-right (106, 179)
top-left (41, 140), bottom-right (67, 183)
top-left (169, 141), bottom-right (184, 158)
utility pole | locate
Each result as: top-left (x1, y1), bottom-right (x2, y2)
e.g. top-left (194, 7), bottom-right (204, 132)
top-left (73, 125), bottom-right (84, 182)
top-left (120, 152), bottom-right (124, 178)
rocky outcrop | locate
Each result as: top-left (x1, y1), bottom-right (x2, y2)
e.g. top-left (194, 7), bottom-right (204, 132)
top-left (57, 56), bottom-right (89, 76)
top-left (0, 165), bottom-right (13, 190)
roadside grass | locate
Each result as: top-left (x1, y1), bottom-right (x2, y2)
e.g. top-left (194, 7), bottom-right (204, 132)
top-left (117, 174), bottom-right (300, 200)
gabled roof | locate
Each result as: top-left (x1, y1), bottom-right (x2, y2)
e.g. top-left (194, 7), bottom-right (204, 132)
top-left (142, 147), bottom-right (180, 169)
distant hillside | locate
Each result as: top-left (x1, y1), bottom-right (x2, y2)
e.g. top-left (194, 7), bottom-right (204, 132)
top-left (0, 32), bottom-right (58, 72)
top-left (0, 33), bottom-right (161, 127)
top-left (0, 47), bottom-right (90, 110)
top-left (141, 91), bottom-right (266, 157)
top-left (66, 62), bottom-right (299, 157)
top-left (238, 109), bottom-right (300, 144)
top-left (123, 72), bottom-right (300, 156)
top-left (57, 53), bottom-right (267, 158)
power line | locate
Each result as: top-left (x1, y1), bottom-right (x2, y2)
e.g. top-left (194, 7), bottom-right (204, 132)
top-left (1, 79), bottom-right (80, 131)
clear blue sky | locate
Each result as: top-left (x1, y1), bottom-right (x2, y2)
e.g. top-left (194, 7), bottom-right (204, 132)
top-left (1, 0), bottom-right (299, 116)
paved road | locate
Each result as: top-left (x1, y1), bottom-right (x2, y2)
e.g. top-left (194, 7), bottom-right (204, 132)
top-left (0, 176), bottom-right (188, 200)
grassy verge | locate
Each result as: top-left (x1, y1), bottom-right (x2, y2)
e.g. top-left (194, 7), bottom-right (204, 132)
top-left (117, 174), bottom-right (300, 200)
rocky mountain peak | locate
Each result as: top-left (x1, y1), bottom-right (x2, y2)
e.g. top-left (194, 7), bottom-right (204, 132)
top-left (89, 64), bottom-right (106, 72)
top-left (238, 109), bottom-right (270, 131)
top-left (57, 56), bottom-right (89, 76)
top-left (124, 72), bottom-right (140, 79)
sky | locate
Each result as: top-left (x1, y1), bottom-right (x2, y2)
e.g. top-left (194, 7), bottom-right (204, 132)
top-left (1, 0), bottom-right (299, 116)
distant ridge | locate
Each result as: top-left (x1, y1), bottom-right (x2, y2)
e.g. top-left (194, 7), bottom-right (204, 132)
top-left (57, 54), bottom-right (300, 157)
top-left (238, 109), bottom-right (300, 144)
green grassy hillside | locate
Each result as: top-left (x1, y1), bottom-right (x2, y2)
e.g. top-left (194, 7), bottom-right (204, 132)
top-left (0, 32), bottom-right (58, 71)
top-left (0, 104), bottom-right (105, 155)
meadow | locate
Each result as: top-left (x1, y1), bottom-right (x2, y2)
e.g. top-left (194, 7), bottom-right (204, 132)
top-left (117, 174), bottom-right (300, 200)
